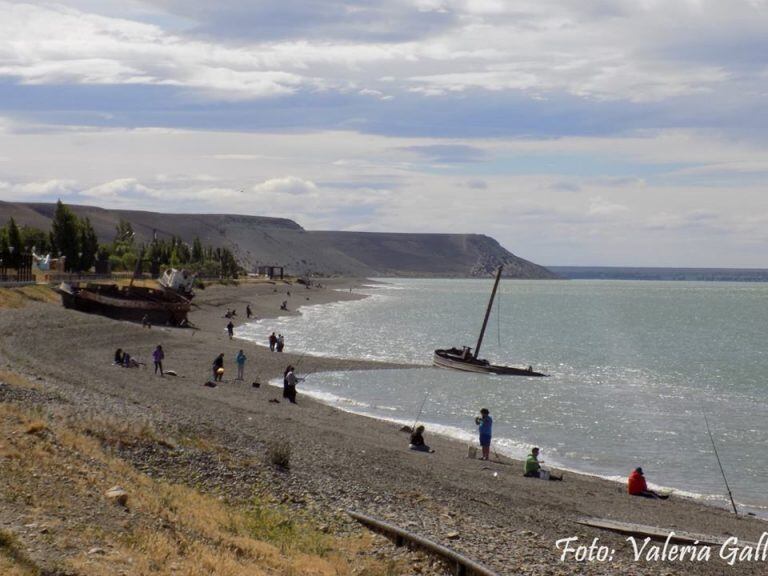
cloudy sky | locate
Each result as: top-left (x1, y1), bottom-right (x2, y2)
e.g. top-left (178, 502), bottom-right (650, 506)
top-left (0, 0), bottom-right (766, 267)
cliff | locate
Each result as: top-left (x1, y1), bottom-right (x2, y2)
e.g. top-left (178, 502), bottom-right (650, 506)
top-left (0, 201), bottom-right (557, 278)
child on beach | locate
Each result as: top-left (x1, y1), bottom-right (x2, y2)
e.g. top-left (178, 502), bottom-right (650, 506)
top-left (475, 408), bottom-right (493, 461)
top-left (152, 345), bottom-right (165, 377)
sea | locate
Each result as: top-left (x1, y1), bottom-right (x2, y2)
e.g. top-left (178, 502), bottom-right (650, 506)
top-left (237, 277), bottom-right (768, 517)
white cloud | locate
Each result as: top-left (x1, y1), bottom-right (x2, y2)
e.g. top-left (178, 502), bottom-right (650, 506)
top-left (252, 176), bottom-right (318, 196)
top-left (0, 0), bottom-right (763, 104)
top-left (82, 178), bottom-right (155, 198)
top-left (588, 196), bottom-right (629, 216)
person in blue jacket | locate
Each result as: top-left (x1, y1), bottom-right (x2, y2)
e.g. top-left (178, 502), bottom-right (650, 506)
top-left (475, 408), bottom-right (493, 461)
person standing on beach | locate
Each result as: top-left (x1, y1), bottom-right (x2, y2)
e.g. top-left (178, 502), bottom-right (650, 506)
top-left (212, 353), bottom-right (225, 382)
top-left (276, 334), bottom-right (285, 352)
top-left (269, 332), bottom-right (277, 352)
top-left (235, 349), bottom-right (246, 381)
top-left (246, 304), bottom-right (252, 319)
top-left (152, 345), bottom-right (165, 377)
top-left (475, 408), bottom-right (493, 461)
top-left (283, 365), bottom-right (302, 403)
top-left (227, 320), bottom-right (235, 339)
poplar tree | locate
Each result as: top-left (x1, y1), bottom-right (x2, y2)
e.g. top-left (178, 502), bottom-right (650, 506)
top-left (50, 200), bottom-right (80, 271)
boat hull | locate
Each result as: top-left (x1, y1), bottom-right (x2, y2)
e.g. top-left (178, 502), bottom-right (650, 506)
top-left (433, 349), bottom-right (546, 377)
top-left (55, 282), bottom-right (191, 326)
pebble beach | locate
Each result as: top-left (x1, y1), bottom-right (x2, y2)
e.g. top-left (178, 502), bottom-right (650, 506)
top-left (1, 279), bottom-right (767, 575)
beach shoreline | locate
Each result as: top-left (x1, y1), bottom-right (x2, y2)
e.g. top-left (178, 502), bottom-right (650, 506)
top-left (1, 278), bottom-right (766, 575)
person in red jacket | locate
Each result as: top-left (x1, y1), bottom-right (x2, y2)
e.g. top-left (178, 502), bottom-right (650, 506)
top-left (628, 467), bottom-right (669, 499)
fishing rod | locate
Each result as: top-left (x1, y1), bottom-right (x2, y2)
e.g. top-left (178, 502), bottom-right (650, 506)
top-left (701, 404), bottom-right (738, 515)
top-left (411, 394), bottom-right (428, 431)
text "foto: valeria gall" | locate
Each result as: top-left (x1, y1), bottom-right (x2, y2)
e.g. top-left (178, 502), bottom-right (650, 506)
top-left (556, 532), bottom-right (768, 566)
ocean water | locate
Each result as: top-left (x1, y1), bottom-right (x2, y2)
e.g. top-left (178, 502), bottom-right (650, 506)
top-left (238, 279), bottom-right (768, 515)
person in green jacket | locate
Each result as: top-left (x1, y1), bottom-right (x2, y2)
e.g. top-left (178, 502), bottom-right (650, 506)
top-left (524, 447), bottom-right (563, 481)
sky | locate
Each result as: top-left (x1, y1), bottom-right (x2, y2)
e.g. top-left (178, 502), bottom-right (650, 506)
top-left (0, 0), bottom-right (767, 267)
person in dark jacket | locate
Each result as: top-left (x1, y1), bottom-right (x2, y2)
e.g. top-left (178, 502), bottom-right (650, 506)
top-left (409, 425), bottom-right (434, 453)
top-left (212, 353), bottom-right (225, 382)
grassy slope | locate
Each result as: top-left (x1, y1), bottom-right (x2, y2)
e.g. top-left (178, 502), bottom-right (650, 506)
top-left (0, 369), bottom-right (405, 576)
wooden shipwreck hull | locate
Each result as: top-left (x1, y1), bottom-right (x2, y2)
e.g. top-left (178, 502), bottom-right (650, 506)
top-left (55, 282), bottom-right (192, 326)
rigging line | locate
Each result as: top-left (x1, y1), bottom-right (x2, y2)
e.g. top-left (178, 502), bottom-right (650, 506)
top-left (496, 283), bottom-right (502, 347)
top-left (701, 402), bottom-right (738, 515)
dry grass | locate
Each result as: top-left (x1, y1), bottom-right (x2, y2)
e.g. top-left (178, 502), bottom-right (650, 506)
top-left (0, 374), bottom-right (407, 576)
top-left (0, 530), bottom-right (39, 576)
top-left (0, 370), bottom-right (41, 390)
top-left (0, 285), bottom-right (58, 309)
top-left (266, 438), bottom-right (292, 469)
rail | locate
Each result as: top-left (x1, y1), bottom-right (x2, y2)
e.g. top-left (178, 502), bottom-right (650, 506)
top-left (347, 510), bottom-right (499, 576)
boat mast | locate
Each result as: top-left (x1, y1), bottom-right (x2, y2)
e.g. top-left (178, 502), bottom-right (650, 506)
top-left (474, 265), bottom-right (503, 359)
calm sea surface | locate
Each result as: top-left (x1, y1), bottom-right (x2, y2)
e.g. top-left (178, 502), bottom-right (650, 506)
top-left (238, 279), bottom-right (768, 515)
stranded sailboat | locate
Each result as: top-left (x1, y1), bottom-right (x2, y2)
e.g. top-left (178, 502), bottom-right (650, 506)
top-left (433, 265), bottom-right (546, 376)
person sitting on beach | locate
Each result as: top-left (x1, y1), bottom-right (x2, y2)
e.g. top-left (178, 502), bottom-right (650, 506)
top-left (409, 425), bottom-right (435, 453)
top-left (122, 352), bottom-right (141, 368)
top-left (114, 348), bottom-right (124, 365)
top-left (524, 447), bottom-right (562, 481)
top-left (628, 467), bottom-right (668, 499)
top-left (280, 300), bottom-right (288, 311)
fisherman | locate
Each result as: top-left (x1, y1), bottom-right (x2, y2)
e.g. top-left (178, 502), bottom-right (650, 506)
top-left (152, 344), bottom-right (165, 377)
top-left (227, 320), bottom-right (234, 339)
top-left (283, 365), bottom-right (302, 403)
top-left (235, 349), bottom-right (246, 380)
top-left (409, 425), bottom-right (435, 453)
top-left (212, 353), bottom-right (225, 382)
top-left (475, 408), bottom-right (493, 461)
top-left (524, 447), bottom-right (562, 480)
top-left (269, 332), bottom-right (277, 352)
top-left (628, 467), bottom-right (668, 499)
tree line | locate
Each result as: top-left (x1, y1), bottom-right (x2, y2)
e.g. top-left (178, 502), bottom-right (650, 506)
top-left (0, 200), bottom-right (241, 277)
